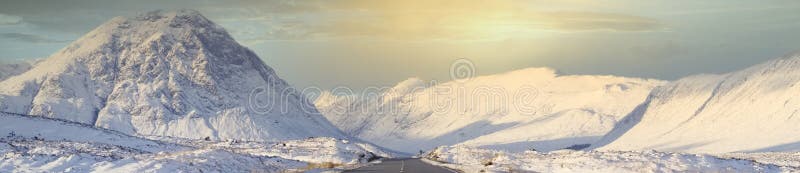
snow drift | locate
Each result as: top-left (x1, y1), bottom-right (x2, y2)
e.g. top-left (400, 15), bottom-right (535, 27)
top-left (425, 145), bottom-right (794, 173)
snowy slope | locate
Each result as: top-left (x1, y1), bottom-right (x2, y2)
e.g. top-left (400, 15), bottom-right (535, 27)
top-left (0, 138), bottom-right (305, 172)
top-left (0, 111), bottom-right (392, 172)
top-left (0, 10), bottom-right (345, 141)
top-left (317, 68), bottom-right (665, 153)
top-left (0, 112), bottom-right (182, 153)
top-left (597, 52), bottom-right (800, 153)
top-left (0, 111), bottom-right (293, 172)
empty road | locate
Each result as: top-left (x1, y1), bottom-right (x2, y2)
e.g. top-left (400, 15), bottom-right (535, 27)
top-left (345, 158), bottom-right (458, 173)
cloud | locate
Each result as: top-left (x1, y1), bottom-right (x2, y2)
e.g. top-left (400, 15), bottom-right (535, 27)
top-left (531, 12), bottom-right (664, 32)
top-left (260, 12), bottom-right (663, 40)
top-left (0, 33), bottom-right (67, 44)
top-left (0, 0), bottom-right (664, 41)
top-left (0, 14), bottom-right (23, 25)
top-left (238, 0), bottom-right (665, 40)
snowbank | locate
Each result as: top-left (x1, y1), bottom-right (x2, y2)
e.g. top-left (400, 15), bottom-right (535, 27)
top-left (0, 112), bottom-right (395, 172)
top-left (425, 146), bottom-right (795, 173)
top-left (0, 138), bottom-right (303, 173)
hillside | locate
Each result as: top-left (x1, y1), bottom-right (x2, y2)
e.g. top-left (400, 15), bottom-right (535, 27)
top-left (317, 68), bottom-right (665, 153)
top-left (597, 52), bottom-right (800, 153)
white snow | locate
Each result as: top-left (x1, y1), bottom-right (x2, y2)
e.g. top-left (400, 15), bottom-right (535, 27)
top-left (425, 145), bottom-right (796, 173)
top-left (0, 112), bottom-right (182, 153)
top-left (0, 139), bottom-right (304, 173)
top-left (0, 111), bottom-right (393, 172)
top-left (145, 136), bottom-right (398, 164)
top-left (717, 152), bottom-right (800, 168)
top-left (0, 9), bottom-right (398, 172)
top-left (0, 9), bottom-right (345, 141)
top-left (5, 8), bottom-right (800, 173)
top-left (596, 52), bottom-right (800, 153)
top-left (317, 68), bottom-right (665, 153)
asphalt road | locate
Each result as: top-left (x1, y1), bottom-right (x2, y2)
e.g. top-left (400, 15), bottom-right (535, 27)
top-left (344, 158), bottom-right (458, 173)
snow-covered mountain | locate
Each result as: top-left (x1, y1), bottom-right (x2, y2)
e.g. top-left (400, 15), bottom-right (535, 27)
top-left (0, 10), bottom-right (345, 141)
top-left (317, 68), bottom-right (665, 153)
top-left (597, 52), bottom-right (800, 153)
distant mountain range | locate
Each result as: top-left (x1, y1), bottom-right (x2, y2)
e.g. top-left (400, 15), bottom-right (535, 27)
top-left (318, 52), bottom-right (800, 154)
top-left (316, 68), bottom-right (665, 153)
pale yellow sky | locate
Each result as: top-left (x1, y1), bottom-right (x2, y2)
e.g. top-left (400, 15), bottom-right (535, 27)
top-left (1, 0), bottom-right (799, 90)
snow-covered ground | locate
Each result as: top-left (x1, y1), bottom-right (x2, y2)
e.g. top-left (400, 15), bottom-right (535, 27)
top-left (717, 152), bottom-right (800, 168)
top-left (146, 136), bottom-right (398, 164)
top-left (0, 138), bottom-right (305, 173)
top-left (0, 112), bottom-right (184, 153)
top-left (0, 112), bottom-right (394, 172)
top-left (424, 145), bottom-right (798, 173)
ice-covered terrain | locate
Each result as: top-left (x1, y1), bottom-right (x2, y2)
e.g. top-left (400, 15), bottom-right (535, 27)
top-left (0, 138), bottom-right (305, 173)
top-left (146, 136), bottom-right (397, 164)
top-left (424, 145), bottom-right (797, 173)
top-left (0, 112), bottom-right (392, 172)
top-left (596, 52), bottom-right (800, 153)
top-left (0, 9), bottom-right (345, 141)
top-left (317, 68), bottom-right (665, 153)
top-left (718, 152), bottom-right (800, 168)
top-left (0, 112), bottom-right (183, 153)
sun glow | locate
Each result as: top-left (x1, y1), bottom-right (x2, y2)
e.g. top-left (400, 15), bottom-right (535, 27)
top-left (301, 0), bottom-right (660, 41)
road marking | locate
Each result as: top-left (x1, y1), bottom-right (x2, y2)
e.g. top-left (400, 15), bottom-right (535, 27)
top-left (400, 160), bottom-right (405, 173)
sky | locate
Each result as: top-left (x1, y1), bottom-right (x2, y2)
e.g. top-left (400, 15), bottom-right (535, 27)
top-left (0, 0), bottom-right (799, 90)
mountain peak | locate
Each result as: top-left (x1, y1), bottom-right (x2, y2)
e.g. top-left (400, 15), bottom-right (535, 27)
top-left (136, 9), bottom-right (203, 20)
top-left (129, 9), bottom-right (215, 29)
top-left (50, 9), bottom-right (231, 64)
top-left (94, 9), bottom-right (219, 34)
top-left (0, 10), bottom-right (345, 141)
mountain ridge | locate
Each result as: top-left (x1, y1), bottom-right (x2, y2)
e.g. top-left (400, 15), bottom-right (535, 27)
top-left (317, 67), bottom-right (666, 153)
top-left (597, 52), bottom-right (800, 153)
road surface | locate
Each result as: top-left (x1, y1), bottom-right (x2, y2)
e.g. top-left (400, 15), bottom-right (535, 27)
top-left (345, 158), bottom-right (458, 173)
